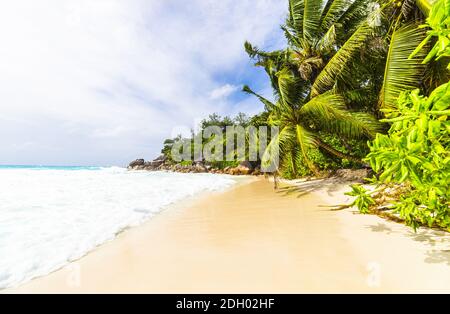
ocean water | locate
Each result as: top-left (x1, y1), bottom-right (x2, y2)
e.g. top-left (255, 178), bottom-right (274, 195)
top-left (0, 166), bottom-right (236, 289)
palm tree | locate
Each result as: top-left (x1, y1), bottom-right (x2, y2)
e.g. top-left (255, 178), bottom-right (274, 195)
top-left (244, 0), bottom-right (448, 177)
top-left (243, 83), bottom-right (381, 176)
top-left (244, 0), bottom-right (384, 176)
top-left (375, 0), bottom-right (448, 108)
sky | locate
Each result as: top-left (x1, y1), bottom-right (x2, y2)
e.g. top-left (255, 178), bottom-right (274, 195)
top-left (0, 0), bottom-right (286, 166)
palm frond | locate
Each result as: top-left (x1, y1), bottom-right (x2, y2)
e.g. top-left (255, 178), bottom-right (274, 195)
top-left (316, 25), bottom-right (336, 52)
top-left (379, 23), bottom-right (428, 110)
top-left (401, 0), bottom-right (417, 18)
top-left (287, 0), bottom-right (305, 37)
top-left (277, 67), bottom-right (306, 108)
top-left (311, 22), bottom-right (373, 96)
top-left (303, 0), bottom-right (325, 40)
top-left (261, 126), bottom-right (296, 172)
top-left (295, 124), bottom-right (319, 174)
top-left (299, 92), bottom-right (383, 138)
top-left (244, 41), bottom-right (284, 62)
top-left (319, 0), bottom-right (334, 26)
top-left (261, 59), bottom-right (284, 96)
top-left (416, 0), bottom-right (435, 16)
top-left (282, 26), bottom-right (301, 48)
top-left (242, 85), bottom-right (276, 111)
top-left (320, 0), bottom-right (354, 33)
top-left (336, 0), bottom-right (369, 36)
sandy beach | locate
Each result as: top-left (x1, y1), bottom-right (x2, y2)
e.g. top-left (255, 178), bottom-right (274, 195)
top-left (7, 178), bottom-right (450, 293)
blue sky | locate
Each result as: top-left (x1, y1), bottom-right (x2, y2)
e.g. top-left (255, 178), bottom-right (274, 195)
top-left (0, 0), bottom-right (286, 166)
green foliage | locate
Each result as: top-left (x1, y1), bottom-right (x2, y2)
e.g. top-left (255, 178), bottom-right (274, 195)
top-left (209, 160), bottom-right (240, 170)
top-left (366, 82), bottom-right (450, 229)
top-left (379, 23), bottom-right (428, 109)
top-left (159, 112), bottom-right (267, 168)
top-left (411, 0), bottom-right (450, 68)
top-left (276, 132), bottom-right (369, 178)
top-left (244, 0), bottom-right (383, 177)
top-left (345, 184), bottom-right (375, 214)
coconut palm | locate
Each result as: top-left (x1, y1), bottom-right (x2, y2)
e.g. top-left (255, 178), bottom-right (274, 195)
top-left (243, 82), bottom-right (381, 176)
top-left (244, 0), bottom-right (447, 176)
top-left (244, 0), bottom-right (385, 175)
top-left (246, 0), bottom-right (378, 96)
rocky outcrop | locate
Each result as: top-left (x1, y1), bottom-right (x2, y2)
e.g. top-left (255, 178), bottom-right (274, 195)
top-left (234, 161), bottom-right (254, 175)
top-left (128, 156), bottom-right (373, 182)
top-left (127, 157), bottom-right (262, 176)
top-left (128, 157), bottom-right (371, 181)
top-left (128, 156), bottom-right (168, 171)
top-left (128, 159), bottom-right (145, 168)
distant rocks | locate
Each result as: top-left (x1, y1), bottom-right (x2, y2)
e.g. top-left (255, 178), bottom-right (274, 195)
top-left (128, 159), bottom-right (145, 168)
top-left (128, 157), bottom-right (369, 181)
top-left (127, 157), bottom-right (261, 176)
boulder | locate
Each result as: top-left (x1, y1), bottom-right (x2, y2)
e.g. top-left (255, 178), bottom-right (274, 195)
top-left (234, 161), bottom-right (254, 175)
top-left (153, 155), bottom-right (167, 162)
top-left (239, 161), bottom-right (254, 170)
top-left (150, 160), bottom-right (163, 168)
top-left (129, 159), bottom-right (145, 168)
top-left (195, 164), bottom-right (207, 173)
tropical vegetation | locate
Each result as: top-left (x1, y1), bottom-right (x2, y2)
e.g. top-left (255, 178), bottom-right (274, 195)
top-left (158, 0), bottom-right (449, 230)
top-left (348, 0), bottom-right (450, 230)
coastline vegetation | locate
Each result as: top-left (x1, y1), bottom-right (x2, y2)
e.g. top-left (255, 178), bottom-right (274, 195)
top-left (156, 0), bottom-right (449, 231)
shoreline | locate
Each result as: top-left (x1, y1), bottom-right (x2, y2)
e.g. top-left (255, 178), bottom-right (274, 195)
top-left (0, 173), bottom-right (253, 292)
top-left (7, 177), bottom-right (450, 293)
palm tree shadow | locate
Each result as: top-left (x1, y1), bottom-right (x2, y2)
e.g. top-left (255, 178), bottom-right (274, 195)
top-left (365, 222), bottom-right (450, 266)
top-left (275, 177), bottom-right (450, 266)
top-left (276, 178), bottom-right (346, 198)
top-left (366, 222), bottom-right (393, 234)
top-left (424, 250), bottom-right (450, 266)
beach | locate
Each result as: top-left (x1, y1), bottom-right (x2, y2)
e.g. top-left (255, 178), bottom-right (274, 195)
top-left (7, 178), bottom-right (450, 293)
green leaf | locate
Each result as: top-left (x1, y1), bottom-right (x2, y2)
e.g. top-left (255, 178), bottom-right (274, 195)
top-left (288, 0), bottom-right (305, 37)
top-left (320, 0), bottom-right (354, 33)
top-left (379, 23), bottom-right (428, 110)
top-left (299, 91), bottom-right (383, 138)
top-left (311, 22), bottom-right (373, 96)
top-left (242, 85), bottom-right (276, 111)
top-left (303, 0), bottom-right (325, 40)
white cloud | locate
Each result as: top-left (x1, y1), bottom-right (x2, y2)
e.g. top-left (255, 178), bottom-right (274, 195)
top-left (209, 84), bottom-right (240, 100)
top-left (0, 0), bottom-right (286, 166)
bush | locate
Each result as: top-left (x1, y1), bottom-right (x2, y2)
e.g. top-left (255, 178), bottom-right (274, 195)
top-left (363, 83), bottom-right (450, 230)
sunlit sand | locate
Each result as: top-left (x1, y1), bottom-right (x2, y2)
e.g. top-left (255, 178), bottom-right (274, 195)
top-left (8, 179), bottom-right (450, 293)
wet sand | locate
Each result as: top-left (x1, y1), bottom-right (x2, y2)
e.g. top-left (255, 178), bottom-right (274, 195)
top-left (7, 178), bottom-right (450, 293)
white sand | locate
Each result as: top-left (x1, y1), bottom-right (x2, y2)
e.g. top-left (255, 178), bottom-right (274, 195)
top-left (6, 178), bottom-right (450, 293)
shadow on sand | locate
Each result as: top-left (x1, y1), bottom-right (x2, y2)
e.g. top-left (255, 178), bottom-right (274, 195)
top-left (366, 222), bottom-right (450, 266)
top-left (271, 176), bottom-right (450, 266)
top-left (275, 178), bottom-right (348, 198)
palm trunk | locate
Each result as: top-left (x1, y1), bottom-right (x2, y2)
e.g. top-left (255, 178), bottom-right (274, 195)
top-left (315, 139), bottom-right (363, 164)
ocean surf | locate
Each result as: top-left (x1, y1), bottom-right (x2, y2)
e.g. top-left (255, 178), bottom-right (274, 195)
top-left (0, 166), bottom-right (236, 289)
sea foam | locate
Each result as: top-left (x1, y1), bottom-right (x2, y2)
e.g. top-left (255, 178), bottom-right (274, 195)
top-left (0, 167), bottom-right (236, 289)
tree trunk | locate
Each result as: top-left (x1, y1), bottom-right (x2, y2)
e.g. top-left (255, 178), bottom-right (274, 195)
top-left (315, 139), bottom-right (363, 164)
